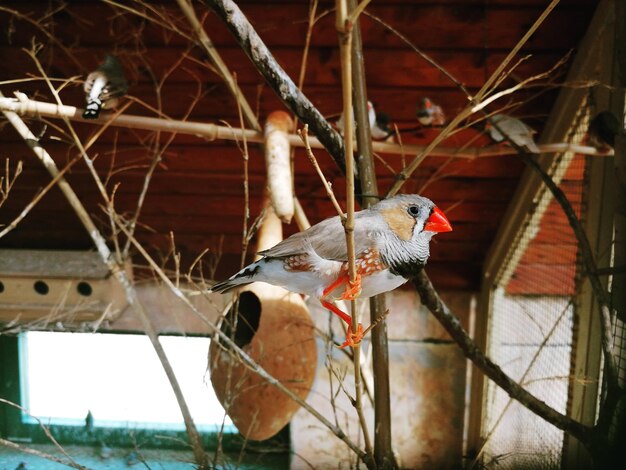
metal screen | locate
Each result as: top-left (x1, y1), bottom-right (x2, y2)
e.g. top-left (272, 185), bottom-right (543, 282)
top-left (480, 116), bottom-right (588, 468)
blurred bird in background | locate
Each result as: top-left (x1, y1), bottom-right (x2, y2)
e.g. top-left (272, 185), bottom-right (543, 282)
top-left (416, 97), bottom-right (446, 127)
top-left (83, 55), bottom-right (128, 119)
top-left (486, 114), bottom-right (540, 154)
top-left (369, 102), bottom-right (394, 140)
top-left (336, 101), bottom-right (393, 140)
top-left (587, 111), bottom-right (620, 152)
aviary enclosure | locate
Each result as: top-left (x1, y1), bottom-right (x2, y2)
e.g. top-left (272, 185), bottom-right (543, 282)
top-left (0, 0), bottom-right (624, 469)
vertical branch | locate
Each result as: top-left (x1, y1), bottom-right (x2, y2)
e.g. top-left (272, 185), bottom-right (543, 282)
top-left (336, 1), bottom-right (373, 465)
top-left (347, 0), bottom-right (396, 466)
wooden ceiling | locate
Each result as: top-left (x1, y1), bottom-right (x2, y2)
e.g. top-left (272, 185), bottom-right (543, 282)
top-left (0, 0), bottom-right (597, 291)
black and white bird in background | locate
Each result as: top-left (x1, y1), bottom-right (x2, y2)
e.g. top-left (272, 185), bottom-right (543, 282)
top-left (83, 55), bottom-right (128, 119)
top-left (416, 97), bottom-right (446, 127)
top-left (336, 101), bottom-right (393, 140)
top-left (587, 111), bottom-right (621, 152)
top-left (369, 102), bottom-right (394, 140)
top-left (486, 114), bottom-right (540, 154)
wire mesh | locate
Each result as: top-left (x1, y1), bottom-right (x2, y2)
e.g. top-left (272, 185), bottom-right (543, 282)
top-left (481, 113), bottom-right (589, 468)
top-left (610, 315), bottom-right (626, 441)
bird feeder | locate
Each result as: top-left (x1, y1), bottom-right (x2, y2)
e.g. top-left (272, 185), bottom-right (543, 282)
top-left (264, 110), bottom-right (295, 223)
top-left (209, 203), bottom-right (316, 441)
top-left (0, 249), bottom-right (130, 326)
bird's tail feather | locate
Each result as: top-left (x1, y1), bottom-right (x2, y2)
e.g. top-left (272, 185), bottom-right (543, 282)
top-left (210, 278), bottom-right (253, 293)
top-left (83, 99), bottom-right (102, 119)
top-left (210, 261), bottom-right (262, 293)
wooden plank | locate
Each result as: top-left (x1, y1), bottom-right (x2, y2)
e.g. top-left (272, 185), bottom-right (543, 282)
top-left (0, 205), bottom-right (496, 246)
top-left (3, 189), bottom-right (510, 223)
top-left (0, 249), bottom-right (110, 278)
top-left (0, 141), bottom-right (527, 178)
top-left (0, 45), bottom-right (569, 90)
top-left (9, 169), bottom-right (521, 200)
top-left (0, 2), bottom-right (594, 50)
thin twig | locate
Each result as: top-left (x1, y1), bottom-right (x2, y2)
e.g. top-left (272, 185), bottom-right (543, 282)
top-left (298, 126), bottom-right (345, 218)
top-left (347, 1), bottom-right (396, 465)
top-left (176, 0), bottom-right (261, 131)
top-left (0, 438), bottom-right (88, 469)
top-left (0, 398), bottom-right (85, 469)
top-left (0, 158), bottom-right (22, 208)
top-left (0, 155), bottom-right (80, 239)
top-left (336, 1), bottom-right (374, 465)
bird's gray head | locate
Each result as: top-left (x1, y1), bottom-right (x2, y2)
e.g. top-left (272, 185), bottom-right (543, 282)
top-left (373, 194), bottom-right (452, 278)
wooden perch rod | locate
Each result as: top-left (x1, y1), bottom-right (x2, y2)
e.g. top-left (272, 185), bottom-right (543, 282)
top-left (0, 96), bottom-right (612, 159)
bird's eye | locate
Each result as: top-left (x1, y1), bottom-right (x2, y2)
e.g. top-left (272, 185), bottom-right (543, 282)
top-left (407, 205), bottom-right (420, 217)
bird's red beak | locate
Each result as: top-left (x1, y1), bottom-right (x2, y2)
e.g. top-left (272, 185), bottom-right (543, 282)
top-left (425, 206), bottom-right (452, 233)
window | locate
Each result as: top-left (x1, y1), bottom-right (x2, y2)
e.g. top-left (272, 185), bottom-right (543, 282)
top-left (21, 332), bottom-right (232, 431)
top-left (1, 331), bottom-right (290, 467)
top-left (1, 332), bottom-right (240, 449)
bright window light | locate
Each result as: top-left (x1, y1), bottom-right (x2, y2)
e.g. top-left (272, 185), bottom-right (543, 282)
top-left (20, 332), bottom-right (232, 432)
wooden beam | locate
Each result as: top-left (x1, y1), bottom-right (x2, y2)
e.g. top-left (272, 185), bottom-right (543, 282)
top-left (0, 96), bottom-right (613, 159)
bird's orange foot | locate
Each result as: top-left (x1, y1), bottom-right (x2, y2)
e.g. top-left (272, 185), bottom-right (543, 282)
top-left (339, 274), bottom-right (362, 301)
top-left (339, 323), bottom-right (364, 348)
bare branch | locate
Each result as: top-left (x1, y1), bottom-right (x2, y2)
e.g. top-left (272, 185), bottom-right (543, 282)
top-left (203, 0), bottom-right (350, 178)
top-left (0, 398), bottom-right (85, 469)
top-left (298, 125), bottom-right (345, 219)
top-left (336, 1), bottom-right (374, 464)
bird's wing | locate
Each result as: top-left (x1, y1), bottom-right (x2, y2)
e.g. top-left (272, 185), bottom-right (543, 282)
top-left (258, 212), bottom-right (379, 261)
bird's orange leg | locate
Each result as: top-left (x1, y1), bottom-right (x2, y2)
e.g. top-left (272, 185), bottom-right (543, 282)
top-left (320, 299), bottom-right (351, 324)
top-left (320, 299), bottom-right (364, 348)
top-left (322, 272), bottom-right (362, 300)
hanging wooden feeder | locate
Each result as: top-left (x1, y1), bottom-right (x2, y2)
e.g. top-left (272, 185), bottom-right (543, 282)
top-left (209, 112), bottom-right (316, 441)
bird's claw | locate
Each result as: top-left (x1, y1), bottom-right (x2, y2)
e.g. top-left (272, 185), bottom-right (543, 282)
top-left (339, 274), bottom-right (362, 301)
top-left (339, 323), bottom-right (364, 349)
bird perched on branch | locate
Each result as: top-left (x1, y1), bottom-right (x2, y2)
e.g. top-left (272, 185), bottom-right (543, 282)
top-left (211, 194), bottom-right (452, 348)
top-left (370, 103), bottom-right (394, 140)
top-left (587, 111), bottom-right (620, 152)
top-left (486, 114), bottom-right (540, 153)
top-left (416, 97), bottom-right (446, 127)
top-left (336, 101), bottom-right (393, 140)
top-left (82, 55), bottom-right (128, 119)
